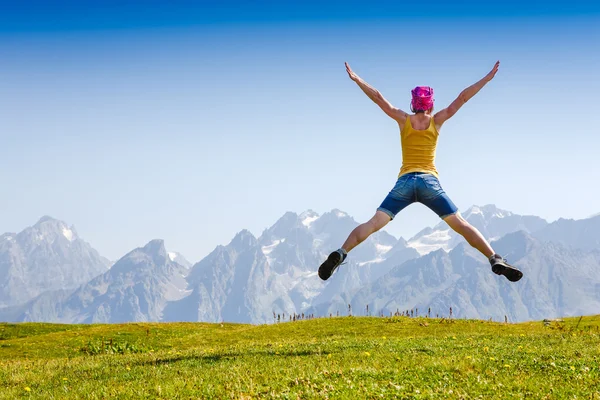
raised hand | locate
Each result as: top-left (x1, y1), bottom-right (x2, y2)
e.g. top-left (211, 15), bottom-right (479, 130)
top-left (485, 61), bottom-right (500, 82)
top-left (344, 62), bottom-right (407, 122)
top-left (345, 62), bottom-right (359, 82)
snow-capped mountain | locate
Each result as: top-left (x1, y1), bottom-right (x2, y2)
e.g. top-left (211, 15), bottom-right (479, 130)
top-left (167, 251), bottom-right (192, 269)
top-left (163, 230), bottom-right (276, 323)
top-left (3, 239), bottom-right (189, 323)
top-left (407, 205), bottom-right (548, 255)
top-left (0, 216), bottom-right (110, 308)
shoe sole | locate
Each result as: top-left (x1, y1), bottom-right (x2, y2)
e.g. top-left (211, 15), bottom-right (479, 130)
top-left (492, 264), bottom-right (524, 282)
top-left (318, 252), bottom-right (341, 281)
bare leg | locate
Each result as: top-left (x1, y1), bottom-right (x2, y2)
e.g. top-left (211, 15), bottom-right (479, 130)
top-left (341, 211), bottom-right (391, 253)
top-left (443, 213), bottom-right (494, 258)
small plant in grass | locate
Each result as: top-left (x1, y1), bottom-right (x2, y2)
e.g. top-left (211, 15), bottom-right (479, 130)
top-left (80, 337), bottom-right (148, 355)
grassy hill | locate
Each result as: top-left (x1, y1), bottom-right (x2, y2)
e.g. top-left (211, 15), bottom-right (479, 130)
top-left (1, 316), bottom-right (599, 399)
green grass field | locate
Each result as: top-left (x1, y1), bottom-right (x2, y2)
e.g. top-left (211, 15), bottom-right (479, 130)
top-left (1, 315), bottom-right (599, 399)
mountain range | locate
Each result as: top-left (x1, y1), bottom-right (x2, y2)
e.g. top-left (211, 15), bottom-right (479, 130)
top-left (1, 205), bottom-right (598, 323)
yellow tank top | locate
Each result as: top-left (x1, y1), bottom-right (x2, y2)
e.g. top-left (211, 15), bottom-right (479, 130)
top-left (398, 114), bottom-right (439, 178)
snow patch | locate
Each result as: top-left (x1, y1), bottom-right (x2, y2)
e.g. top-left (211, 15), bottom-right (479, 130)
top-left (168, 252), bottom-right (177, 262)
top-left (3, 235), bottom-right (15, 243)
top-left (358, 258), bottom-right (386, 267)
top-left (407, 229), bottom-right (452, 255)
top-left (302, 215), bottom-right (319, 228)
top-left (358, 243), bottom-right (395, 265)
top-left (493, 210), bottom-right (511, 218)
top-left (335, 210), bottom-right (347, 218)
top-left (467, 206), bottom-right (483, 217)
top-left (375, 244), bottom-right (393, 254)
top-left (261, 239), bottom-right (286, 265)
top-left (262, 239), bottom-right (285, 255)
top-left (62, 227), bottom-right (74, 242)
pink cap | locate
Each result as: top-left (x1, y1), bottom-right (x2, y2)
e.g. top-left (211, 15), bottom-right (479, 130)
top-left (411, 86), bottom-right (434, 112)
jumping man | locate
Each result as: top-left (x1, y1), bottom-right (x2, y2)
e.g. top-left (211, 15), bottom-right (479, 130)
top-left (318, 61), bottom-right (523, 283)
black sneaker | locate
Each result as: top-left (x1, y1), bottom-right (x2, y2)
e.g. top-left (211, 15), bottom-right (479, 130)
top-left (318, 250), bottom-right (347, 281)
top-left (490, 254), bottom-right (523, 282)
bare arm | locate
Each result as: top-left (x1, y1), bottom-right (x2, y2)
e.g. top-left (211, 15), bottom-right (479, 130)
top-left (345, 62), bottom-right (407, 123)
top-left (434, 61), bottom-right (500, 128)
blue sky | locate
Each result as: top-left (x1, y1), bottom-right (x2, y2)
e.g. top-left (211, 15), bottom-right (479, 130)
top-left (1, 1), bottom-right (599, 262)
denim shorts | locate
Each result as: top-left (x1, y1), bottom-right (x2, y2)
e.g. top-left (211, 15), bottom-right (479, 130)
top-left (377, 172), bottom-right (459, 220)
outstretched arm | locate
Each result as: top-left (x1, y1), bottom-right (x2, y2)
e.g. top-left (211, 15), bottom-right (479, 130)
top-left (434, 61), bottom-right (500, 128)
top-left (345, 62), bottom-right (407, 123)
